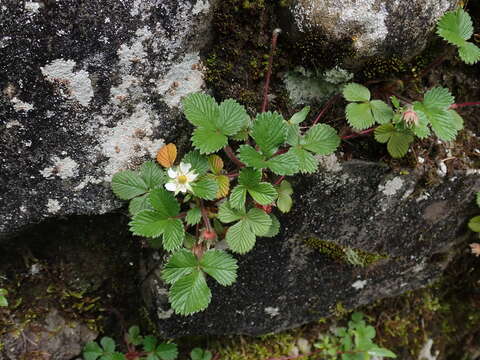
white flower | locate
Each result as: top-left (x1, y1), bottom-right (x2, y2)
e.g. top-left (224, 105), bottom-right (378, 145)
top-left (165, 162), bottom-right (198, 195)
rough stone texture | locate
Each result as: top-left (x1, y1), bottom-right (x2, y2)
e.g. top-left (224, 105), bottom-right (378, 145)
top-left (1, 309), bottom-right (97, 360)
top-left (286, 0), bottom-right (458, 63)
top-left (0, 0), bottom-right (214, 237)
top-left (143, 161), bottom-right (480, 337)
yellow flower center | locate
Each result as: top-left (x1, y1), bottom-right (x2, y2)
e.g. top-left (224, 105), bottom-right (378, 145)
top-left (177, 175), bottom-right (188, 184)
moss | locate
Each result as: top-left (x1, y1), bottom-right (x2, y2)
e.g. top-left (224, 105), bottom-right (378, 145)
top-left (304, 238), bottom-right (388, 267)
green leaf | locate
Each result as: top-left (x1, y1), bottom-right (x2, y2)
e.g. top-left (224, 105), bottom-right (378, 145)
top-left (370, 100), bottom-right (394, 124)
top-left (245, 208), bottom-right (272, 236)
top-left (286, 123), bottom-right (301, 146)
top-left (267, 152), bottom-right (300, 175)
top-left (200, 250), bottom-right (238, 286)
top-left (343, 83), bottom-right (371, 102)
top-left (303, 124), bottom-right (340, 155)
top-left (390, 96), bottom-right (400, 109)
top-left (468, 216), bottom-right (480, 232)
top-left (374, 123), bottom-right (395, 143)
top-left (162, 249), bottom-right (198, 284)
top-left (412, 110), bottom-right (431, 139)
top-left (346, 102), bottom-right (375, 130)
top-left (150, 189), bottom-right (180, 218)
top-left (218, 200), bottom-right (244, 223)
top-left (0, 294), bottom-right (7, 307)
top-left (290, 147), bottom-right (318, 174)
top-left (437, 9), bottom-right (473, 46)
top-left (186, 207), bottom-right (202, 226)
top-left (277, 180), bottom-right (293, 213)
top-left (161, 218), bottom-right (185, 252)
top-left (182, 93), bottom-right (219, 129)
top-left (129, 211), bottom-right (169, 238)
top-left (262, 213), bottom-right (280, 237)
top-left (143, 335), bottom-right (158, 352)
top-left (111, 170), bottom-right (148, 200)
top-left (169, 269), bottom-right (211, 316)
top-left (183, 151), bottom-right (210, 175)
top-left (127, 326), bottom-right (143, 346)
top-left (236, 168), bottom-right (277, 204)
top-left (458, 41), bottom-right (480, 64)
top-left (129, 194), bottom-right (152, 216)
top-left (423, 87), bottom-right (454, 109)
top-left (248, 183), bottom-right (277, 205)
top-left (230, 185), bottom-right (247, 210)
top-left (190, 348), bottom-right (213, 360)
top-left (289, 106), bottom-right (310, 124)
top-left (477, 192), bottom-right (480, 208)
top-left (190, 176), bottom-right (218, 200)
top-left (226, 219), bottom-right (256, 254)
top-left (428, 108), bottom-right (458, 141)
top-left (449, 110), bottom-right (464, 131)
top-left (238, 167), bottom-right (262, 187)
top-left (252, 112), bottom-right (287, 157)
top-left (140, 161), bottom-right (166, 189)
top-left (153, 343), bottom-right (179, 360)
top-left (84, 342), bottom-right (103, 360)
top-left (101, 337), bottom-right (116, 353)
top-left (191, 127), bottom-right (228, 154)
top-left (238, 145), bottom-right (268, 169)
top-left (218, 99), bottom-right (248, 136)
top-left (367, 348), bottom-right (397, 358)
top-left (387, 131), bottom-right (414, 158)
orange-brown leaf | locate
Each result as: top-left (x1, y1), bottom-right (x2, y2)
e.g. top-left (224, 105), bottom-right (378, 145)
top-left (157, 143), bottom-right (177, 168)
top-left (208, 154), bottom-right (224, 174)
top-left (215, 175), bottom-right (230, 198)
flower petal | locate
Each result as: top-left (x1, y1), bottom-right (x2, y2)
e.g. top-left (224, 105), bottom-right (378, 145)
top-left (178, 184), bottom-right (188, 193)
top-left (186, 172), bottom-right (198, 182)
top-left (167, 168), bottom-right (177, 179)
top-left (165, 182), bottom-right (177, 192)
top-left (180, 162), bottom-right (191, 173)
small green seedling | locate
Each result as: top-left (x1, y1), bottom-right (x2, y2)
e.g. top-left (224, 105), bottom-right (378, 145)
top-left (0, 288), bottom-right (8, 307)
top-left (190, 348), bottom-right (213, 360)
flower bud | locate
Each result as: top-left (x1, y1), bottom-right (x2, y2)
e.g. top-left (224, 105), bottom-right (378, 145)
top-left (201, 229), bottom-right (217, 241)
top-left (402, 107), bottom-right (419, 127)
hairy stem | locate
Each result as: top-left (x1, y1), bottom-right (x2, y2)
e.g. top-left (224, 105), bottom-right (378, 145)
top-left (261, 28), bottom-right (281, 113)
top-left (450, 101), bottom-right (480, 109)
top-left (274, 175), bottom-right (285, 185)
top-left (224, 145), bottom-right (245, 168)
top-left (312, 94), bottom-right (340, 126)
top-left (200, 200), bottom-right (213, 234)
top-left (341, 127), bottom-right (376, 140)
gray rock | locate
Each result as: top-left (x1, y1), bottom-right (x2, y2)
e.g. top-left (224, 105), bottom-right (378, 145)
top-left (1, 308), bottom-right (97, 360)
top-left (285, 0), bottom-right (457, 64)
top-left (0, 0), bottom-right (214, 237)
top-left (142, 161), bottom-right (479, 337)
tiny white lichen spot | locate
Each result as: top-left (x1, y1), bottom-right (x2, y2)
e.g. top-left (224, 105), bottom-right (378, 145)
top-left (46, 199), bottom-right (61, 214)
top-left (264, 307), bottom-right (280, 317)
top-left (352, 279), bottom-right (367, 290)
top-left (378, 177), bottom-right (404, 196)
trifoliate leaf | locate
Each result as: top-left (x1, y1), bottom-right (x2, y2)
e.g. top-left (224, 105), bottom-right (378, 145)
top-left (140, 161), bottom-right (166, 189)
top-left (423, 87), bottom-right (454, 109)
top-left (183, 151), bottom-right (210, 175)
top-left (245, 208), bottom-right (272, 236)
top-left (458, 41), bottom-right (480, 64)
top-left (162, 249), bottom-right (198, 284)
top-left (83, 342), bottom-right (103, 360)
top-left (127, 326), bottom-right (143, 346)
top-left (218, 200), bottom-right (244, 223)
top-left (112, 170), bottom-right (149, 200)
top-left (152, 343), bottom-right (179, 360)
top-left (437, 8), bottom-right (473, 47)
top-left (200, 249), bottom-right (238, 286)
top-left (248, 183), bottom-right (277, 205)
top-left (191, 127), bottom-right (228, 154)
top-left (303, 124), bottom-right (340, 155)
top-left (343, 83), bottom-right (371, 102)
top-left (156, 143), bottom-right (177, 168)
top-left (101, 337), bottom-right (116, 353)
top-left (387, 131), bottom-right (414, 158)
top-left (252, 112), bottom-right (287, 157)
top-left (267, 152), bottom-right (300, 175)
top-left (346, 102), bottom-right (375, 130)
top-left (150, 189), bottom-right (180, 218)
top-left (129, 193), bottom-right (152, 216)
top-left (159, 218), bottom-right (184, 251)
top-left (238, 145), bottom-right (268, 169)
top-left (182, 93), bottom-right (219, 129)
top-left (190, 348), bottom-right (213, 360)
top-left (468, 216), bottom-right (480, 232)
top-left (289, 106), bottom-right (310, 124)
top-left (370, 100), bottom-right (394, 124)
top-left (374, 123), bottom-right (396, 143)
top-left (226, 219), bottom-right (256, 254)
top-left (238, 167), bottom-right (262, 187)
top-left (129, 211), bottom-right (170, 238)
top-left (186, 207), bottom-right (202, 226)
top-left (190, 176), bottom-right (219, 200)
top-left (213, 174), bottom-right (230, 198)
top-left (262, 213), bottom-right (280, 238)
top-left (229, 185), bottom-right (247, 210)
top-left (290, 147), bottom-right (318, 174)
top-left (208, 154), bottom-right (224, 175)
top-left (169, 269), bottom-right (211, 316)
top-left (277, 180), bottom-right (293, 213)
top-left (218, 99), bottom-right (248, 136)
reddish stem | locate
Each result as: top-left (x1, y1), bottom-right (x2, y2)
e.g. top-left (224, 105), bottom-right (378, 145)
top-left (274, 176), bottom-right (285, 185)
top-left (200, 200), bottom-right (213, 234)
top-left (261, 29), bottom-right (281, 113)
top-left (224, 146), bottom-right (245, 168)
top-left (312, 94), bottom-right (339, 126)
top-left (450, 101), bottom-right (480, 109)
top-left (175, 212), bottom-right (187, 219)
top-left (341, 127), bottom-right (375, 140)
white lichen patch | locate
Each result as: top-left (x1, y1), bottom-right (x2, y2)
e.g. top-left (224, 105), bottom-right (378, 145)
top-left (117, 27), bottom-right (152, 70)
top-left (10, 96), bottom-right (34, 112)
top-left (156, 52), bottom-right (205, 108)
top-left (378, 177), bottom-right (404, 196)
top-left (5, 120), bottom-right (23, 129)
top-left (99, 104), bottom-right (164, 180)
top-left (352, 279), bottom-right (367, 290)
top-left (41, 59), bottom-right (93, 106)
top-left (317, 154), bottom-right (342, 172)
top-left (46, 199), bottom-right (61, 214)
top-left (418, 338), bottom-right (439, 360)
top-left (192, 0), bottom-right (210, 15)
top-left (25, 1), bottom-right (41, 13)
top-left (40, 156), bottom-right (79, 179)
top-left (264, 307), bottom-right (280, 317)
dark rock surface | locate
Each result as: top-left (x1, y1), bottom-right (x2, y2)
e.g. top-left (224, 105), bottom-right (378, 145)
top-left (283, 0), bottom-right (457, 64)
top-left (0, 0), bottom-right (213, 237)
top-left (143, 160), bottom-right (480, 337)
